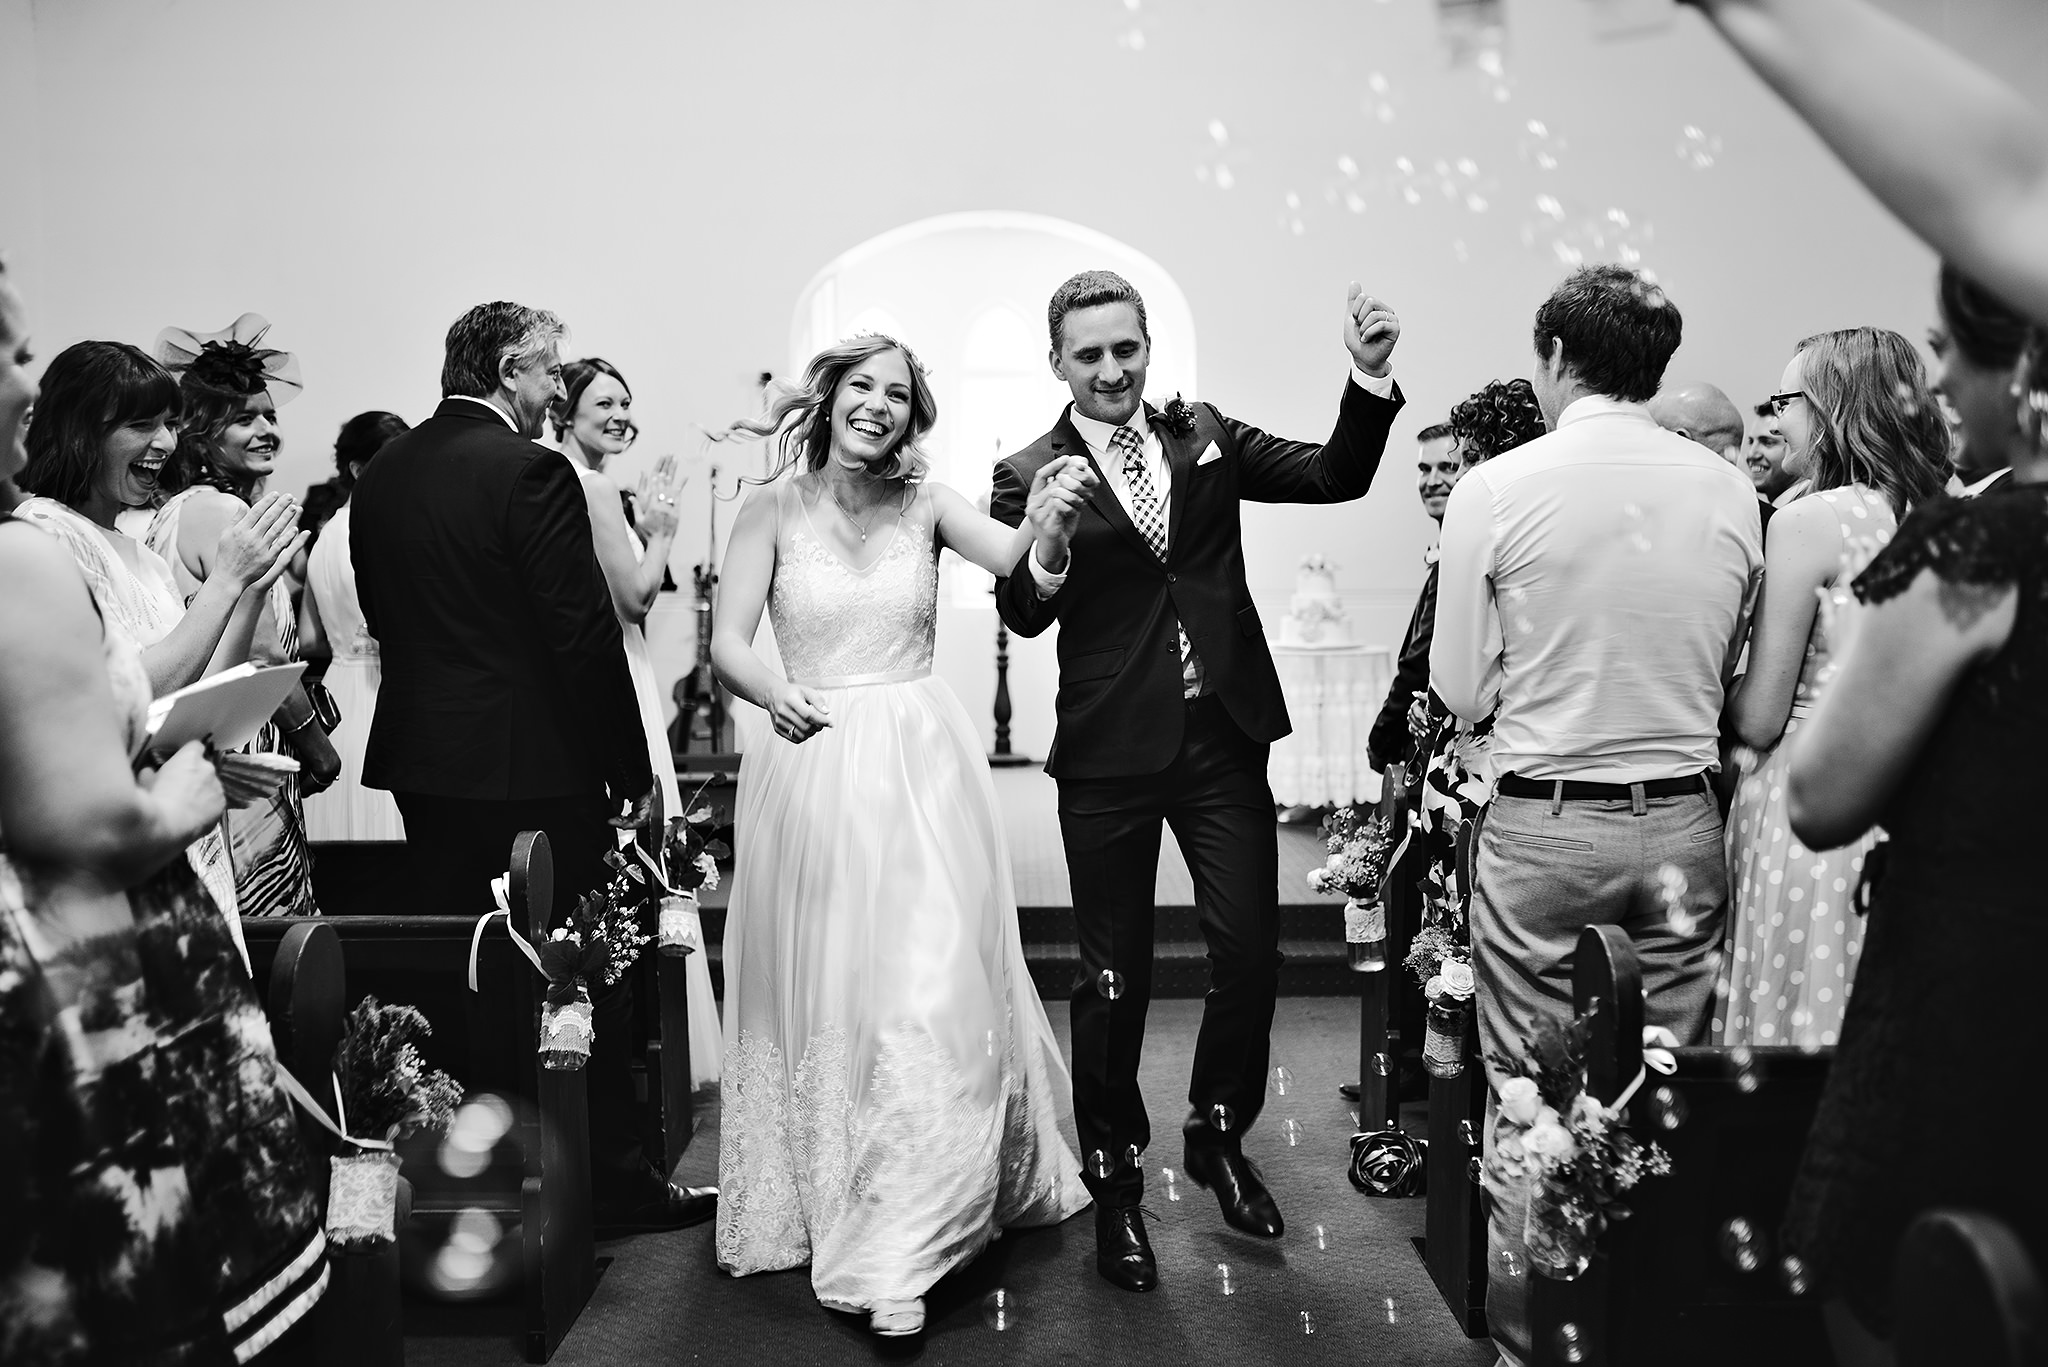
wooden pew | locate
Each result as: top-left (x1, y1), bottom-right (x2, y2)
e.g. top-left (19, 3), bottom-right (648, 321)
top-left (1420, 811), bottom-right (1489, 1337)
top-left (264, 921), bottom-right (405, 1367)
top-left (1528, 926), bottom-right (1832, 1366)
top-left (245, 831), bottom-right (596, 1363)
top-left (1896, 1211), bottom-right (2046, 1367)
top-left (635, 783), bottom-right (697, 1182)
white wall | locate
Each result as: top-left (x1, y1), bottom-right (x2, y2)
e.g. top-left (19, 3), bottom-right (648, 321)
top-left (14, 0), bottom-right (2040, 742)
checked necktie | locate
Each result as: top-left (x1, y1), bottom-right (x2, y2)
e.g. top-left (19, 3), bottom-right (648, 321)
top-left (1111, 424), bottom-right (1168, 561)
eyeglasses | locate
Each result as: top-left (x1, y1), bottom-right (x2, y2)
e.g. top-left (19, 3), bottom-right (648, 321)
top-left (1767, 390), bottom-right (1807, 416)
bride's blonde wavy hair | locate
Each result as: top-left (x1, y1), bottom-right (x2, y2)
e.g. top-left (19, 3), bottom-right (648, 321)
top-left (722, 333), bottom-right (937, 487)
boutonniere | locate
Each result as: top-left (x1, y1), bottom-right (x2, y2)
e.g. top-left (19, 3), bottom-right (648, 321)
top-left (1159, 394), bottom-right (1198, 439)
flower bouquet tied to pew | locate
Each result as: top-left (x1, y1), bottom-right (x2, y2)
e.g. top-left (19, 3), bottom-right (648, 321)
top-left (327, 997), bottom-right (463, 1246)
top-left (1406, 870), bottom-right (1476, 1077)
top-left (537, 857), bottom-right (655, 1071)
top-left (654, 804), bottom-right (730, 958)
top-left (1488, 1006), bottom-right (1672, 1281)
top-left (1307, 805), bottom-right (1400, 970)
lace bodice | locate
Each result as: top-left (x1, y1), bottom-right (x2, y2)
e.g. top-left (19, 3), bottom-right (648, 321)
top-left (1793, 485), bottom-right (1896, 711)
top-left (769, 480), bottom-right (937, 684)
top-left (1851, 483), bottom-right (2048, 885)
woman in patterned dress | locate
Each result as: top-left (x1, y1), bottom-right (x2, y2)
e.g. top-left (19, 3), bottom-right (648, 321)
top-left (1718, 328), bottom-right (1948, 1048)
top-left (0, 261), bottom-right (326, 1365)
top-left (142, 317), bottom-right (338, 917)
top-left (708, 336), bottom-right (1092, 1337)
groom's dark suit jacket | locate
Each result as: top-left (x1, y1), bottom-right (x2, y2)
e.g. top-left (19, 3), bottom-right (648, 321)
top-left (351, 397), bottom-right (650, 803)
top-left (990, 380), bottom-right (1402, 780)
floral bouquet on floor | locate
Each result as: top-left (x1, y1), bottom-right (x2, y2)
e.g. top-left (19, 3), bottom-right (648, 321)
top-left (1307, 805), bottom-right (1399, 971)
top-left (328, 997), bottom-right (463, 1246)
top-left (1486, 1006), bottom-right (1672, 1281)
top-left (1405, 882), bottom-right (1476, 1078)
top-left (536, 866), bottom-right (653, 1071)
top-left (652, 802), bottom-right (730, 958)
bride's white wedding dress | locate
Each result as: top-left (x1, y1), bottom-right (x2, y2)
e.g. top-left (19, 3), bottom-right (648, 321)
top-left (715, 481), bottom-right (1087, 1312)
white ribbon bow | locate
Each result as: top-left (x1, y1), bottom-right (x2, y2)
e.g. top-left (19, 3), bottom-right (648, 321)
top-left (467, 873), bottom-right (547, 993)
top-left (1610, 1025), bottom-right (1682, 1114)
top-left (272, 1064), bottom-right (394, 1152)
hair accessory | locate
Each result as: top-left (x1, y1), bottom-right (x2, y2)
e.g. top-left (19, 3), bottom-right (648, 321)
top-left (155, 312), bottom-right (303, 405)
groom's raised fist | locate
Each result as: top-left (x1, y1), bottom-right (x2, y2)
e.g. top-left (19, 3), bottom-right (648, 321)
top-left (1344, 282), bottom-right (1400, 379)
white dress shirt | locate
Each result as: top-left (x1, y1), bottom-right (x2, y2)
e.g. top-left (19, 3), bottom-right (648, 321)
top-left (447, 394), bottom-right (518, 431)
top-left (1430, 394), bottom-right (1763, 783)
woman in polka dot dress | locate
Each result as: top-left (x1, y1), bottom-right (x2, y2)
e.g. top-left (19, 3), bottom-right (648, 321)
top-left (1718, 328), bottom-right (1950, 1048)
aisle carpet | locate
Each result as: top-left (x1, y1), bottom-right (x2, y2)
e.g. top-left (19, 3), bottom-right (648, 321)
top-left (407, 999), bottom-right (1498, 1367)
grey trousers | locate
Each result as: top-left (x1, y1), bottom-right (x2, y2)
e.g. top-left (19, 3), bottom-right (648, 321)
top-left (1471, 786), bottom-right (1728, 1365)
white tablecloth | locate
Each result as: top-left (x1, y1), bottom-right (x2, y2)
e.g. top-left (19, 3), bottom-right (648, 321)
top-left (1268, 643), bottom-right (1392, 808)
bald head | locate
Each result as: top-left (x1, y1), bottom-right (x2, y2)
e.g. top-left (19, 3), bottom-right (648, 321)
top-left (1648, 381), bottom-right (1745, 463)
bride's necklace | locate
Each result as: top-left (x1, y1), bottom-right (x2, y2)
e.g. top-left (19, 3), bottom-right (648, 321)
top-left (824, 478), bottom-right (890, 543)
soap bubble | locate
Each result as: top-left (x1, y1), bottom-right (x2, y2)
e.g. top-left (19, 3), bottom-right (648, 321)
top-left (1497, 1249), bottom-right (1526, 1278)
top-left (1282, 1118), bottom-right (1303, 1147)
top-left (1370, 1052), bottom-right (1392, 1077)
top-left (1677, 124), bottom-right (1722, 169)
top-left (1520, 119), bottom-right (1567, 172)
top-left (982, 1288), bottom-right (1021, 1331)
top-left (439, 1095), bottom-right (515, 1180)
top-left (1383, 1297), bottom-right (1400, 1324)
top-left (1649, 1084), bottom-right (1689, 1131)
top-left (1214, 164), bottom-right (1235, 191)
top-left (1367, 71), bottom-right (1390, 95)
top-left (1117, 26), bottom-right (1146, 50)
top-left (1217, 1262), bottom-right (1236, 1296)
top-left (1272, 1067), bottom-right (1294, 1096)
top-left (1555, 1322), bottom-right (1588, 1363)
top-left (1161, 1165), bottom-right (1181, 1201)
top-left (1209, 1103), bottom-right (1237, 1133)
top-left (1344, 191), bottom-right (1368, 214)
top-left (1088, 1149), bottom-right (1114, 1181)
top-left (1097, 969), bottom-right (1126, 1000)
top-left (1337, 154), bottom-right (1360, 178)
top-left (1208, 118), bottom-right (1229, 146)
top-left (1468, 1157), bottom-right (1485, 1184)
top-left (1779, 1253), bottom-right (1811, 1296)
top-left (1719, 1216), bottom-right (1766, 1273)
top-left (1728, 1046), bottom-right (1762, 1094)
top-left (984, 1029), bottom-right (996, 1057)
top-left (1313, 1223), bottom-right (1329, 1251)
top-left (1125, 1142), bottom-right (1142, 1168)
top-left (1299, 1310), bottom-right (1317, 1336)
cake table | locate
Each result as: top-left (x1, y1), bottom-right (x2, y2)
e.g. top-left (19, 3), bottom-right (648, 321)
top-left (1267, 554), bottom-right (1391, 810)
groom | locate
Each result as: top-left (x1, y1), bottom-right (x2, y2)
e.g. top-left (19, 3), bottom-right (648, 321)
top-left (993, 270), bottom-right (1403, 1291)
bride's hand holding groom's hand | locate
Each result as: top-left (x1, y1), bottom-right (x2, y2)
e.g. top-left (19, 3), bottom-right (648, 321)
top-left (1026, 455), bottom-right (1097, 573)
top-left (1343, 283), bottom-right (1401, 378)
top-left (767, 683), bottom-right (833, 745)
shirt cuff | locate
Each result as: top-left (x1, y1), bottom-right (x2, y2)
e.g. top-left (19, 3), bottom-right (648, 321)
top-left (1029, 544), bottom-right (1069, 599)
top-left (1350, 365), bottom-right (1395, 398)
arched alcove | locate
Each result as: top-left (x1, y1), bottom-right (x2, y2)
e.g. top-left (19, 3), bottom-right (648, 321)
top-left (787, 212), bottom-right (1200, 758)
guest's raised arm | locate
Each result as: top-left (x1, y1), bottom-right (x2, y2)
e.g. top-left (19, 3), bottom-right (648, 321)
top-left (1696, 0), bottom-right (2048, 322)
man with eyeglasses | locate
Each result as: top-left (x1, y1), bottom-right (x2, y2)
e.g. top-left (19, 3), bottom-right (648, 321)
top-left (1747, 399), bottom-right (1802, 506)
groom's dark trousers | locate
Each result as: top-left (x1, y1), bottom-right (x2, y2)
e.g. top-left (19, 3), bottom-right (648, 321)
top-left (353, 397), bottom-right (656, 1201)
top-left (992, 378), bottom-right (1400, 1205)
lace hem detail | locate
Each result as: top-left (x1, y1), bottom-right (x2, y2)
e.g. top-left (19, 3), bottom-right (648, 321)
top-left (1854, 486), bottom-right (2048, 606)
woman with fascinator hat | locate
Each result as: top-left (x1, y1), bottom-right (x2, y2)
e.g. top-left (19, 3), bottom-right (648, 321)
top-left (139, 314), bottom-right (337, 918)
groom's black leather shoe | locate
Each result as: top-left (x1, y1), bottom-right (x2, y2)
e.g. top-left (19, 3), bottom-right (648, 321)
top-left (1094, 1205), bottom-right (1159, 1292)
top-left (1183, 1141), bottom-right (1284, 1238)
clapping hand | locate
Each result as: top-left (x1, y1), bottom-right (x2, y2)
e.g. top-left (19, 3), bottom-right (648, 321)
top-left (1026, 455), bottom-right (1098, 571)
top-left (213, 492), bottom-right (306, 593)
top-left (636, 456), bottom-right (685, 539)
top-left (1343, 283), bottom-right (1400, 378)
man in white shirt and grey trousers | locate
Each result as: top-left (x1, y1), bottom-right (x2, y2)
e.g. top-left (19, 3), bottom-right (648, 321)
top-left (1430, 265), bottom-right (1762, 1365)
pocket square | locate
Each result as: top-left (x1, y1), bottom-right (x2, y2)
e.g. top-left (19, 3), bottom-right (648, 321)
top-left (1195, 442), bottom-right (1223, 466)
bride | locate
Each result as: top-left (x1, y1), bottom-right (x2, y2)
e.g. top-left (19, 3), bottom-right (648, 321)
top-left (710, 333), bottom-right (1094, 1336)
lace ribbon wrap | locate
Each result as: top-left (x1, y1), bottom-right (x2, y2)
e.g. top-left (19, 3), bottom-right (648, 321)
top-left (327, 1150), bottom-right (402, 1244)
top-left (658, 893), bottom-right (702, 958)
top-left (540, 987), bottom-right (594, 1071)
top-left (1344, 898), bottom-right (1387, 945)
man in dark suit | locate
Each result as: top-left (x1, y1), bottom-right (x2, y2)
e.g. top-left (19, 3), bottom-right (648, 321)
top-left (991, 270), bottom-right (1403, 1291)
top-left (352, 301), bottom-right (704, 1232)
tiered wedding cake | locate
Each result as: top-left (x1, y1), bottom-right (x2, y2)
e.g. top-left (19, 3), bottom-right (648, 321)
top-left (1276, 554), bottom-right (1353, 646)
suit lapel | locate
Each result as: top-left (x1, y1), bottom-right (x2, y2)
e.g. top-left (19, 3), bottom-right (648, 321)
top-left (1154, 404), bottom-right (1197, 563)
top-left (1052, 404), bottom-right (1153, 560)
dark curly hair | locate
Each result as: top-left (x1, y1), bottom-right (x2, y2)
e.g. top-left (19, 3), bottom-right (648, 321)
top-left (1533, 265), bottom-right (1682, 403)
top-left (1448, 378), bottom-right (1547, 463)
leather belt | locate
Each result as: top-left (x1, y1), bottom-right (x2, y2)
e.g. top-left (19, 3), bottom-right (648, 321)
top-left (1495, 771), bottom-right (1709, 801)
